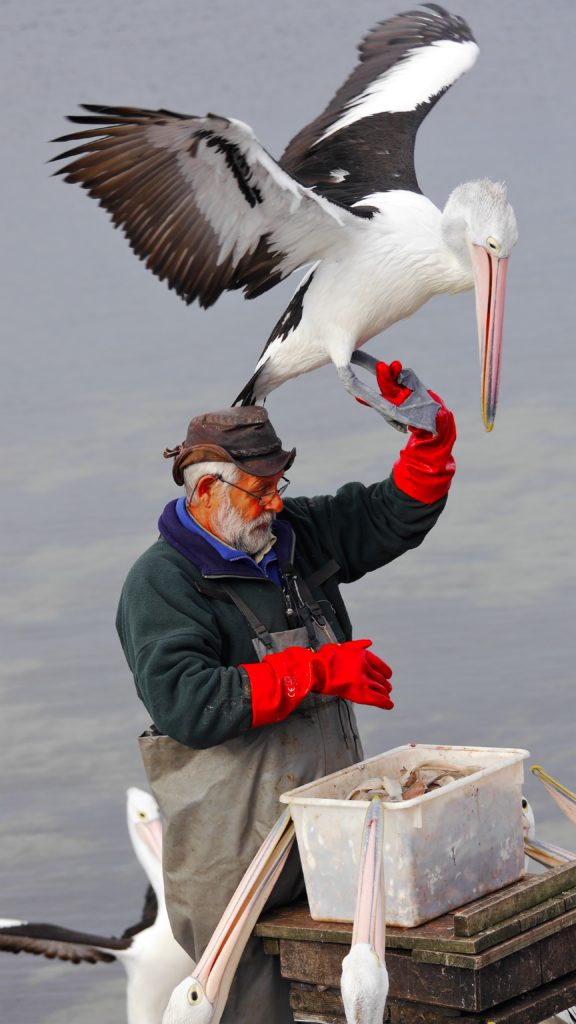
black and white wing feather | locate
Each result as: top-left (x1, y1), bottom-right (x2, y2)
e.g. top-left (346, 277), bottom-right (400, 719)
top-left (0, 919), bottom-right (123, 964)
top-left (280, 4), bottom-right (478, 205)
top-left (52, 108), bottom-right (359, 306)
top-left (0, 885), bottom-right (158, 964)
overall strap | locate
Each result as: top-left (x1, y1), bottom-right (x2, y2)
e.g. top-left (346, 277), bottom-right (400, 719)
top-left (216, 583), bottom-right (276, 651)
top-left (193, 577), bottom-right (274, 648)
top-left (306, 559), bottom-right (340, 590)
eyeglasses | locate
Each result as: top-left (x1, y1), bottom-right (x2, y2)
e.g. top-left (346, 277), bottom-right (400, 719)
top-left (213, 474), bottom-right (290, 506)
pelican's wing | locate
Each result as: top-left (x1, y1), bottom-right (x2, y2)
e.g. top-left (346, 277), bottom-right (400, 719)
top-left (281, 4), bottom-right (479, 205)
top-left (51, 107), bottom-right (358, 305)
top-left (0, 880), bottom-right (158, 963)
top-left (0, 919), bottom-right (129, 964)
top-left (122, 883), bottom-right (158, 939)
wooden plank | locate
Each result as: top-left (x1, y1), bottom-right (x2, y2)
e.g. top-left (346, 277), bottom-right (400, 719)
top-left (564, 887), bottom-right (576, 911)
top-left (453, 863), bottom-right (576, 936)
top-left (292, 1014), bottom-right (346, 1024)
top-left (290, 983), bottom-right (344, 1016)
top-left (292, 1014), bottom-right (345, 1023)
top-left (256, 904), bottom-right (352, 945)
top-left (397, 969), bottom-right (576, 1024)
top-left (278, 941), bottom-right (483, 1011)
top-left (540, 923), bottom-right (576, 983)
top-left (413, 910), bottom-right (576, 970)
top-left (261, 937), bottom-right (279, 955)
top-left (388, 1003), bottom-right (471, 1022)
top-left (287, 967), bottom-right (576, 1022)
top-left (394, 896), bottom-right (566, 956)
top-left (291, 987), bottom-right (464, 1023)
top-left (258, 895), bottom-right (568, 956)
top-left (278, 936), bottom-right (548, 1012)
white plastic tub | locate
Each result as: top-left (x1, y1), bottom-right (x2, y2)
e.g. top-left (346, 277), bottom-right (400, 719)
top-left (280, 743), bottom-right (529, 927)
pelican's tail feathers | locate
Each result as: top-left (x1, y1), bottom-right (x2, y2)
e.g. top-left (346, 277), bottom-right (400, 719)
top-left (232, 369), bottom-right (262, 407)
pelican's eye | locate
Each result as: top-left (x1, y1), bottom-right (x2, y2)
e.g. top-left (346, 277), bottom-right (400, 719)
top-left (137, 810), bottom-right (148, 820)
top-left (187, 984), bottom-right (204, 1006)
top-left (486, 236), bottom-right (501, 254)
top-left (522, 797), bottom-right (528, 810)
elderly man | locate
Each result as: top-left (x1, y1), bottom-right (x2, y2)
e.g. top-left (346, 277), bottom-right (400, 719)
top-left (116, 361), bottom-right (456, 1023)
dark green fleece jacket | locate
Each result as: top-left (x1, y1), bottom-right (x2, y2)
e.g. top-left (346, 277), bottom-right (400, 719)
top-left (116, 477), bottom-right (446, 749)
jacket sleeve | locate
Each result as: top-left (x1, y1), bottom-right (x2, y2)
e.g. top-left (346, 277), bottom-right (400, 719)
top-left (284, 476), bottom-right (447, 585)
top-left (116, 554), bottom-right (253, 748)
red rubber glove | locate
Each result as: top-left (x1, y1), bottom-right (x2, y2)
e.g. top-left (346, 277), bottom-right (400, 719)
top-left (376, 359), bottom-right (456, 504)
top-left (242, 639), bottom-right (393, 728)
top-left (309, 639), bottom-right (393, 705)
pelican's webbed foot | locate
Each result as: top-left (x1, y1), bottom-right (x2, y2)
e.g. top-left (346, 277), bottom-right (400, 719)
top-left (338, 352), bottom-right (440, 433)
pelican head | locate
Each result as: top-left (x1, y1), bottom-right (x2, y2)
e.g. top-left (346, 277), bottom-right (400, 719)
top-left (341, 798), bottom-right (389, 1024)
top-left (521, 795), bottom-right (535, 840)
top-left (126, 787), bottom-right (164, 889)
top-left (162, 810), bottom-right (294, 1024)
top-left (443, 179), bottom-right (518, 431)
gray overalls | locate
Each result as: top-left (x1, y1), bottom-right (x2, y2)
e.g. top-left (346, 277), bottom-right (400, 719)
top-left (139, 562), bottom-right (363, 1024)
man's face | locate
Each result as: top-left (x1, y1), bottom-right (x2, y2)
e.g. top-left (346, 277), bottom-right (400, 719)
top-left (210, 470), bottom-right (285, 555)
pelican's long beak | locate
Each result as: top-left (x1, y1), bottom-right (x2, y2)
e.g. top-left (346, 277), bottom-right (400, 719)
top-left (188, 810), bottom-right (295, 1023)
top-left (137, 817), bottom-right (164, 862)
top-left (531, 766), bottom-right (576, 826)
top-left (524, 835), bottom-right (576, 870)
top-left (471, 245), bottom-right (509, 431)
top-left (351, 797), bottom-right (386, 962)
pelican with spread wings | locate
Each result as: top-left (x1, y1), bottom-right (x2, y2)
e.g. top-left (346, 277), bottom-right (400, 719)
top-left (53, 4), bottom-right (517, 429)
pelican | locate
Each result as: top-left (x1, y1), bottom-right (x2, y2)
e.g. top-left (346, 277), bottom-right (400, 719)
top-left (0, 788), bottom-right (192, 1024)
top-left (341, 797), bottom-right (389, 1024)
top-left (162, 809), bottom-right (295, 1024)
top-left (522, 795), bottom-right (536, 840)
top-left (522, 795), bottom-right (537, 872)
top-left (52, 5), bottom-right (517, 430)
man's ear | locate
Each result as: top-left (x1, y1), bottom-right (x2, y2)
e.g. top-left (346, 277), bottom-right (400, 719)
top-left (196, 475), bottom-right (217, 506)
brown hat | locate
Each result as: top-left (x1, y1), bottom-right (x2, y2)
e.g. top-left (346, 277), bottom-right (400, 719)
top-left (163, 406), bottom-right (296, 486)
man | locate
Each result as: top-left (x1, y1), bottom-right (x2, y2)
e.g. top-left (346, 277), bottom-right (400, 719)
top-left (116, 361), bottom-right (456, 1023)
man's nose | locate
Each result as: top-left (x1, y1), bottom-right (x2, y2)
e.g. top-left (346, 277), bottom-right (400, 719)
top-left (263, 491), bottom-right (284, 512)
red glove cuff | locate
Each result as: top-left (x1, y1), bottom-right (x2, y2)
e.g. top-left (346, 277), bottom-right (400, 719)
top-left (241, 652), bottom-right (312, 728)
top-left (392, 404), bottom-right (456, 504)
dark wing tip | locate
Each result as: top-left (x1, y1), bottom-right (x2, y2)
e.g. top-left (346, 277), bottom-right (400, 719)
top-left (356, 4), bottom-right (475, 63)
top-left (0, 923), bottom-right (119, 964)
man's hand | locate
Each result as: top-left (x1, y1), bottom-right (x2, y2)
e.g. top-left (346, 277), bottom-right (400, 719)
top-left (309, 639), bottom-right (393, 709)
top-left (366, 359), bottom-right (457, 504)
top-left (242, 639), bottom-right (393, 727)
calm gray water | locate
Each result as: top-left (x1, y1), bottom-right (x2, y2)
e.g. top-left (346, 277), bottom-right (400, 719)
top-left (1, 0), bottom-right (575, 1019)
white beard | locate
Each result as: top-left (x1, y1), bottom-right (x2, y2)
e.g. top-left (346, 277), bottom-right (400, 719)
top-left (212, 491), bottom-right (275, 556)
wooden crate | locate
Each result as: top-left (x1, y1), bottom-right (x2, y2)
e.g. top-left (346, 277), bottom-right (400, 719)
top-left (255, 862), bottom-right (576, 1023)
